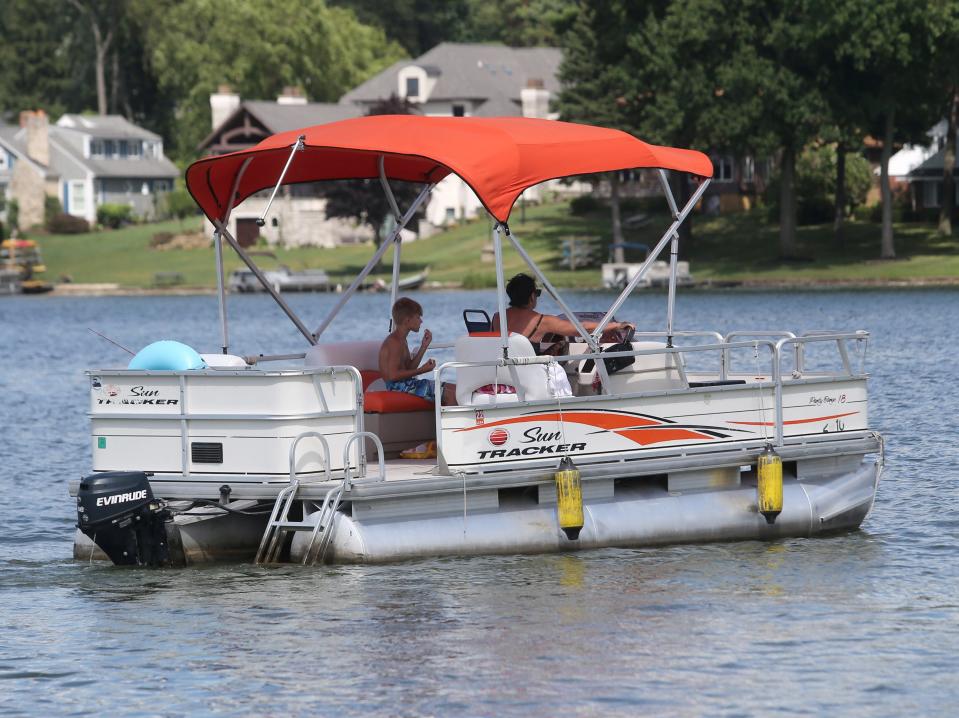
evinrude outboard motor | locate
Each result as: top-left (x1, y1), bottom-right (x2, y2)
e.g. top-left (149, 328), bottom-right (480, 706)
top-left (76, 471), bottom-right (178, 567)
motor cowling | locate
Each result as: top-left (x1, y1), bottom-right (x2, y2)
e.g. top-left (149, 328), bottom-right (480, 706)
top-left (76, 471), bottom-right (177, 567)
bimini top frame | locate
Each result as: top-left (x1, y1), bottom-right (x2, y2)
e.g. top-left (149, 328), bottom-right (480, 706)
top-left (184, 115), bottom-right (714, 353)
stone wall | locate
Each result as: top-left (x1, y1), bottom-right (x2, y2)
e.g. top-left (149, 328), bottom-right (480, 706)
top-left (10, 161), bottom-right (45, 229)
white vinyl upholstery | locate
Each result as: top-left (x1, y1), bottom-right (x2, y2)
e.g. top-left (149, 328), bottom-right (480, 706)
top-left (304, 341), bottom-right (382, 371)
top-left (576, 341), bottom-right (685, 393)
top-left (454, 334), bottom-right (554, 405)
top-left (200, 353), bottom-right (248, 368)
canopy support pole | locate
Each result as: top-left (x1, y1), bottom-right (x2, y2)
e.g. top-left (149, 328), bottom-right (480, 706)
top-left (213, 156), bottom-right (254, 355)
top-left (493, 224), bottom-right (509, 358)
top-left (256, 135), bottom-right (304, 227)
top-left (380, 156), bottom-right (404, 330)
top-left (593, 178), bottom-right (711, 341)
top-left (213, 231), bottom-right (229, 354)
top-left (213, 219), bottom-right (317, 345)
top-left (314, 184), bottom-right (433, 340)
top-left (503, 224), bottom-right (609, 393)
top-left (658, 169), bottom-right (681, 348)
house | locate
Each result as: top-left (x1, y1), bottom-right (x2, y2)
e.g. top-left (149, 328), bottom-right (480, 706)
top-left (0, 110), bottom-right (178, 230)
top-left (904, 121), bottom-right (958, 215)
top-left (341, 43), bottom-right (563, 228)
top-left (197, 86), bottom-right (372, 248)
top-left (0, 116), bottom-right (58, 230)
top-left (198, 44), bottom-right (569, 246)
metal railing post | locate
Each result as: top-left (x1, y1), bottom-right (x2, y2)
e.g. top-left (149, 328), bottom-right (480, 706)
top-left (657, 170), bottom-right (681, 346)
top-left (314, 184), bottom-right (433, 339)
top-left (493, 224), bottom-right (510, 358)
top-left (213, 231), bottom-right (229, 354)
top-left (213, 220), bottom-right (317, 345)
top-left (593, 178), bottom-right (711, 340)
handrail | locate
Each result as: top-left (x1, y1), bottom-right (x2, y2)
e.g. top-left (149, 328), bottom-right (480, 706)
top-left (342, 431), bottom-right (386, 491)
top-left (723, 331), bottom-right (797, 380)
top-left (775, 332), bottom-right (870, 379)
top-left (288, 431), bottom-right (332, 484)
top-left (435, 330), bottom-right (870, 458)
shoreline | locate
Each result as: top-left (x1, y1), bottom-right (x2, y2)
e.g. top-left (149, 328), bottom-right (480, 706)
top-left (35, 276), bottom-right (959, 297)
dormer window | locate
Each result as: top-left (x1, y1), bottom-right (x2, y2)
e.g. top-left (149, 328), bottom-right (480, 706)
top-left (405, 77), bottom-right (419, 99)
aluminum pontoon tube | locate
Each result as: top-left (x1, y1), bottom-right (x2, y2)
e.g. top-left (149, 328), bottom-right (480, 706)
top-left (657, 169), bottom-right (681, 346)
top-left (291, 459), bottom-right (880, 563)
top-left (593, 178), bottom-right (711, 340)
top-left (314, 184), bottom-right (433, 340)
top-left (214, 220), bottom-right (317, 345)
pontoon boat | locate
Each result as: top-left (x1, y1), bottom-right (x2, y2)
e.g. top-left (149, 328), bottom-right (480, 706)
top-left (71, 116), bottom-right (883, 566)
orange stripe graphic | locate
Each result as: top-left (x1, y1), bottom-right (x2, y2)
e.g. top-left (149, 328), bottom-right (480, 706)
top-left (727, 410), bottom-right (857, 427)
top-left (456, 411), bottom-right (655, 433)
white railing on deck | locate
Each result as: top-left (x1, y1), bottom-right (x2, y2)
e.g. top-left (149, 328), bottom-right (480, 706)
top-left (434, 330), bottom-right (870, 455)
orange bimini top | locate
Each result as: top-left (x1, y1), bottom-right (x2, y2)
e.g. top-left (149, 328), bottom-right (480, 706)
top-left (185, 115), bottom-right (713, 225)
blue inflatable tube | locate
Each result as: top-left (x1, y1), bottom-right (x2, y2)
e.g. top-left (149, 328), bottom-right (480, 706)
top-left (128, 340), bottom-right (206, 370)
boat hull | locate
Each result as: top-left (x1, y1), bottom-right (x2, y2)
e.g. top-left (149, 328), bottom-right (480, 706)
top-left (290, 458), bottom-right (881, 564)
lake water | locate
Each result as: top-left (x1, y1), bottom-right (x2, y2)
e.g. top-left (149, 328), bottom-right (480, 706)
top-left (1, 288), bottom-right (957, 716)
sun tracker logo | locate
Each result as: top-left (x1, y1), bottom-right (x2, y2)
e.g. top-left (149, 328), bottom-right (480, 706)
top-left (488, 428), bottom-right (509, 446)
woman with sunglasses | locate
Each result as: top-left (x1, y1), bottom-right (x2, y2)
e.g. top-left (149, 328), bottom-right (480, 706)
top-left (491, 273), bottom-right (634, 353)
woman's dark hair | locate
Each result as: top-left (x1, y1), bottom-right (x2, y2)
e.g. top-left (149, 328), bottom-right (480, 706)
top-left (506, 273), bottom-right (536, 307)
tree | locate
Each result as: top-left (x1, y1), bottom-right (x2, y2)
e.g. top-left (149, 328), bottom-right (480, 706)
top-left (557, 2), bottom-right (645, 262)
top-left (822, 0), bottom-right (939, 258)
top-left (136, 0), bottom-right (407, 159)
top-left (322, 95), bottom-right (424, 255)
top-left (332, 0), bottom-right (577, 55)
top-left (930, 1), bottom-right (959, 236)
top-left (0, 0), bottom-right (78, 118)
top-left (621, 1), bottom-right (777, 253)
top-left (66, 0), bottom-right (122, 115)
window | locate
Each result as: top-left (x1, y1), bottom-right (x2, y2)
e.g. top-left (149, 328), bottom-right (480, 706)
top-left (715, 156), bottom-right (734, 182)
top-left (119, 141), bottom-right (129, 158)
top-left (103, 140), bottom-right (116, 158)
top-left (129, 141), bottom-right (142, 158)
top-left (452, 104), bottom-right (465, 117)
top-left (70, 181), bottom-right (86, 214)
top-left (742, 156), bottom-right (755, 182)
top-left (0, 152), bottom-right (7, 170)
top-left (445, 207), bottom-right (456, 224)
top-left (405, 77), bottom-right (419, 99)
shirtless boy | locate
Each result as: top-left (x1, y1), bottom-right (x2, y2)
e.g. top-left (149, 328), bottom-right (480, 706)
top-left (379, 297), bottom-right (455, 405)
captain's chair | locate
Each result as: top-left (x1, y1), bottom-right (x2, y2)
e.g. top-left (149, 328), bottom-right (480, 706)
top-left (454, 333), bottom-right (556, 405)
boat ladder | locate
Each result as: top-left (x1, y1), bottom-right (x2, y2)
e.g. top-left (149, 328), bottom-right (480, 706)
top-left (255, 431), bottom-right (386, 565)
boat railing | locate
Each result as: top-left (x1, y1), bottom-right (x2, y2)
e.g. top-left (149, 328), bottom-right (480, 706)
top-left (722, 331), bottom-right (798, 380)
top-left (434, 330), bottom-right (870, 457)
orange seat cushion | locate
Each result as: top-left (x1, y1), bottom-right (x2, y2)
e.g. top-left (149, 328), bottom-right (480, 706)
top-left (364, 390), bottom-right (434, 413)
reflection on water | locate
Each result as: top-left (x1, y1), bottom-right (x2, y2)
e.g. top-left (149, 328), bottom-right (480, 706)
top-left (0, 289), bottom-right (957, 716)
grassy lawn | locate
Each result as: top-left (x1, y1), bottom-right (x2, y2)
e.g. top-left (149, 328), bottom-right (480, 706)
top-left (32, 201), bottom-right (959, 289)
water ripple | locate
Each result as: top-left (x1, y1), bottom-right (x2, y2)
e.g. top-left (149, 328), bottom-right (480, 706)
top-left (1, 290), bottom-right (958, 716)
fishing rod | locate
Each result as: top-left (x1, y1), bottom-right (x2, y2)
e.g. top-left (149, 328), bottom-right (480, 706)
top-left (87, 328), bottom-right (135, 356)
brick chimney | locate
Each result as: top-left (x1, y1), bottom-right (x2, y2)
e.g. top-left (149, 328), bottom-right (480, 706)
top-left (19, 110), bottom-right (50, 166)
top-left (277, 86), bottom-right (307, 105)
top-left (520, 78), bottom-right (550, 120)
top-left (210, 84), bottom-right (241, 131)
